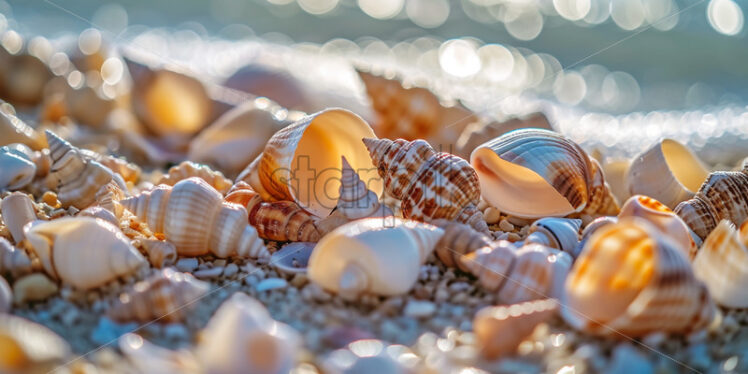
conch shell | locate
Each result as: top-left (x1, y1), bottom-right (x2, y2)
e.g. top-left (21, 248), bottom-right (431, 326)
top-left (619, 195), bottom-right (697, 259)
top-left (108, 268), bottom-right (210, 323)
top-left (692, 220), bottom-right (748, 308)
top-left (225, 181), bottom-right (321, 242)
top-left (308, 217), bottom-right (443, 297)
top-left (431, 219), bottom-right (492, 272)
top-left (674, 170), bottom-right (748, 240)
top-left (0, 314), bottom-right (71, 372)
top-left (121, 177), bottom-right (268, 259)
top-left (455, 112), bottom-right (552, 159)
top-left (24, 217), bottom-right (146, 290)
top-left (471, 129), bottom-right (619, 219)
top-left (0, 111), bottom-right (46, 150)
top-left (562, 218), bottom-right (715, 336)
top-left (473, 299), bottom-right (558, 360)
top-left (0, 238), bottom-right (32, 279)
top-left (158, 161), bottom-right (232, 195)
top-left (363, 138), bottom-right (488, 233)
top-left (626, 139), bottom-right (709, 209)
top-left (525, 217), bottom-right (582, 255)
top-left (236, 108), bottom-right (381, 217)
top-left (0, 145), bottom-right (36, 190)
top-left (1, 192), bottom-right (37, 243)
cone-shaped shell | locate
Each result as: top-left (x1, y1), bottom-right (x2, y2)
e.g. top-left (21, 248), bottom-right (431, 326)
top-left (24, 217), bottom-right (146, 290)
top-left (1, 192), bottom-right (37, 243)
top-left (526, 217), bottom-right (582, 255)
top-left (225, 181), bottom-right (321, 242)
top-left (674, 170), bottom-right (748, 240)
top-left (0, 145), bottom-right (36, 190)
top-left (308, 217), bottom-right (443, 297)
top-left (121, 177), bottom-right (268, 259)
top-left (471, 129), bottom-right (619, 219)
top-left (473, 299), bottom-right (558, 360)
top-left (562, 218), bottom-right (715, 336)
top-left (109, 268), bottom-right (210, 323)
top-left (432, 219), bottom-right (493, 272)
top-left (237, 108), bottom-right (382, 218)
top-left (0, 314), bottom-right (71, 372)
top-left (692, 220), bottom-right (748, 308)
top-left (0, 111), bottom-right (46, 150)
top-left (455, 113), bottom-right (552, 159)
top-left (619, 195), bottom-right (697, 259)
top-left (0, 238), bottom-right (31, 279)
top-left (158, 161), bottom-right (232, 195)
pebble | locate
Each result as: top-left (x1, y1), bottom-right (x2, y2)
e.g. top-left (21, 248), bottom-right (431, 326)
top-left (484, 207), bottom-right (501, 224)
top-left (404, 300), bottom-right (436, 318)
top-left (193, 267), bottom-right (224, 279)
top-left (499, 219), bottom-right (515, 232)
top-left (607, 343), bottom-right (654, 374)
top-left (175, 258), bottom-right (198, 273)
top-left (13, 273), bottom-right (58, 304)
top-left (256, 278), bottom-right (288, 292)
top-left (222, 263), bottom-right (238, 277)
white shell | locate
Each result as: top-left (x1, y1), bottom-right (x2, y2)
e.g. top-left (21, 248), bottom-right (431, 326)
top-left (0, 192), bottom-right (37, 243)
top-left (692, 220), bottom-right (748, 308)
top-left (0, 144), bottom-right (36, 190)
top-left (0, 111), bottom-right (45, 150)
top-left (525, 217), bottom-right (582, 255)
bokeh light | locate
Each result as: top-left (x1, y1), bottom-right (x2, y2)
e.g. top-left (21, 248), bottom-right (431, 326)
top-left (439, 39), bottom-right (481, 78)
top-left (553, 0), bottom-right (591, 21)
top-left (554, 71), bottom-right (587, 105)
top-left (298, 0), bottom-right (339, 15)
top-left (358, 0), bottom-right (403, 20)
top-left (505, 6), bottom-right (544, 41)
top-left (610, 0), bottom-right (645, 30)
top-left (707, 0), bottom-right (744, 36)
top-left (406, 0), bottom-right (450, 28)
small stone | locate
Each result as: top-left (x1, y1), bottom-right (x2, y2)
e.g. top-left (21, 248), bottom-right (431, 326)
top-left (507, 232), bottom-right (522, 242)
top-left (607, 343), bottom-right (653, 374)
top-left (42, 191), bottom-right (60, 208)
top-left (404, 300), bottom-right (436, 318)
top-left (222, 263), bottom-right (238, 277)
top-left (213, 259), bottom-right (227, 267)
top-left (175, 258), bottom-right (198, 272)
top-left (499, 219), bottom-right (514, 232)
top-left (484, 207), bottom-right (501, 224)
top-left (256, 278), bottom-right (288, 292)
top-left (193, 267), bottom-right (224, 279)
top-left (13, 273), bottom-right (58, 304)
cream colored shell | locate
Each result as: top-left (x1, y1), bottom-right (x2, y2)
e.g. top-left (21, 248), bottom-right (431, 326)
top-left (0, 144), bottom-right (36, 190)
top-left (692, 220), bottom-right (748, 308)
top-left (0, 237), bottom-right (32, 279)
top-left (0, 314), bottom-right (71, 372)
top-left (158, 161), bottom-right (232, 195)
top-left (1, 192), bottom-right (37, 243)
top-left (0, 276), bottom-right (10, 313)
top-left (618, 195), bottom-right (698, 259)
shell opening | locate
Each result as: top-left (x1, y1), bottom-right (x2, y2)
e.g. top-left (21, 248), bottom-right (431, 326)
top-left (661, 139), bottom-right (709, 193)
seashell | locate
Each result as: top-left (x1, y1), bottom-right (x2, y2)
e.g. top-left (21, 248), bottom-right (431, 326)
top-left (619, 195), bottom-right (697, 259)
top-left (78, 205), bottom-right (118, 226)
top-left (237, 108), bottom-right (381, 218)
top-left (271, 242), bottom-right (314, 275)
top-left (627, 139), bottom-right (709, 209)
top-left (0, 144), bottom-right (36, 190)
top-left (12, 273), bottom-right (57, 304)
top-left (691, 220), bottom-right (748, 308)
top-left (137, 239), bottom-right (177, 269)
top-left (431, 219), bottom-right (492, 272)
top-left (471, 129), bottom-right (619, 219)
top-left (121, 177), bottom-right (268, 259)
top-left (195, 292), bottom-right (301, 374)
top-left (109, 268), bottom-right (210, 323)
top-left (363, 137), bottom-right (489, 233)
top-left (223, 64), bottom-right (310, 111)
top-left (674, 170), bottom-right (748, 240)
top-left (575, 216), bottom-right (618, 258)
top-left (324, 339), bottom-right (417, 374)
top-left (119, 333), bottom-right (201, 374)
top-left (0, 238), bottom-right (32, 279)
top-left (44, 130), bottom-right (113, 209)
top-left (0, 276), bottom-right (10, 312)
top-left (455, 112), bottom-right (552, 159)
top-left (158, 161), bottom-right (232, 195)
top-left (225, 181), bottom-right (321, 242)
top-left (24, 217), bottom-right (146, 290)
top-left (188, 100), bottom-right (296, 177)
top-left (473, 299), bottom-right (558, 360)
top-left (562, 218), bottom-right (715, 336)
top-left (0, 111), bottom-right (46, 150)
top-left (1, 192), bottom-right (37, 243)
top-left (460, 241), bottom-right (517, 294)
top-left (525, 217), bottom-right (582, 255)
top-left (79, 149), bottom-right (141, 184)
top-left (0, 314), bottom-right (71, 372)
top-left (308, 217), bottom-right (443, 297)
top-left (0, 47), bottom-right (53, 107)
top-left (600, 157), bottom-right (631, 204)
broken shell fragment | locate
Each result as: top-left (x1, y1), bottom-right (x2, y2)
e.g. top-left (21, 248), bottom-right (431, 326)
top-left (619, 195), bottom-right (697, 259)
top-left (77, 205), bottom-right (118, 226)
top-left (0, 314), bottom-right (71, 372)
top-left (158, 161), bottom-right (232, 195)
top-left (692, 220), bottom-right (748, 308)
top-left (1, 192), bottom-right (37, 243)
top-left (525, 217), bottom-right (582, 255)
top-left (0, 238), bottom-right (32, 279)
top-left (12, 273), bottom-right (57, 305)
top-left (0, 145), bottom-right (36, 190)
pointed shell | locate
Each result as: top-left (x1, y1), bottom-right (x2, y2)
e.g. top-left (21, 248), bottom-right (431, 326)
top-left (0, 314), bottom-right (71, 372)
top-left (471, 129), bottom-right (619, 219)
top-left (24, 217), bottom-right (146, 290)
top-left (158, 161), bottom-right (233, 195)
top-left (0, 111), bottom-right (46, 150)
top-left (0, 144), bottom-right (36, 190)
top-left (308, 217), bottom-right (443, 297)
top-left (627, 139), bottom-right (709, 209)
top-left (619, 195), bottom-right (697, 259)
top-left (526, 217), bottom-right (582, 255)
top-left (692, 220), bottom-right (748, 308)
top-left (431, 219), bottom-right (493, 272)
top-left (455, 112), bottom-right (552, 159)
top-left (1, 192), bottom-right (37, 243)
top-left (473, 299), bottom-right (558, 360)
top-left (0, 237), bottom-right (32, 279)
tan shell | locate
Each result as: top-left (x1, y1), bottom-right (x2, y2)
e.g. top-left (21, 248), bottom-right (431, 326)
top-left (431, 219), bottom-right (493, 272)
top-left (80, 149), bottom-right (141, 184)
top-left (158, 161), bottom-right (232, 196)
top-left (0, 144), bottom-right (36, 190)
top-left (626, 139), bottom-right (709, 209)
top-left (137, 239), bottom-right (177, 269)
top-left (1, 192), bottom-right (37, 243)
top-left (109, 268), bottom-right (210, 323)
top-left (0, 314), bottom-right (71, 372)
top-left (526, 217), bottom-right (582, 255)
top-left (455, 112), bottom-right (552, 159)
top-left (0, 111), bottom-right (46, 150)
top-left (619, 195), bottom-right (697, 259)
top-left (473, 299), bottom-right (558, 360)
top-left (121, 177), bottom-right (268, 259)
top-left (562, 218), bottom-right (715, 336)
top-left (674, 170), bottom-right (748, 240)
top-left (225, 182), bottom-right (320, 242)
top-left (0, 276), bottom-right (10, 313)
top-left (24, 217), bottom-right (146, 290)
top-left (78, 205), bottom-right (119, 226)
top-left (308, 217), bottom-right (443, 297)
top-left (471, 129), bottom-right (619, 219)
top-left (0, 238), bottom-right (32, 279)
top-left (0, 47), bottom-right (53, 107)
top-left (119, 333), bottom-right (202, 374)
top-left (237, 108), bottom-right (381, 218)
top-left (692, 220), bottom-right (748, 308)
top-left (600, 157), bottom-right (631, 204)
top-left (12, 273), bottom-right (58, 304)
top-left (364, 138), bottom-right (488, 233)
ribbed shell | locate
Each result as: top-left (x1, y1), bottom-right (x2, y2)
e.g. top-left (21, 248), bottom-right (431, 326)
top-left (0, 314), bottom-right (71, 371)
top-left (431, 219), bottom-right (493, 272)
top-left (575, 216), bottom-right (618, 258)
top-left (363, 137), bottom-right (488, 233)
top-left (455, 112), bottom-right (552, 160)
top-left (80, 149), bottom-right (141, 184)
top-left (0, 111), bottom-right (46, 150)
top-left (225, 181), bottom-right (321, 242)
top-left (158, 161), bottom-right (233, 195)
top-left (121, 177), bottom-right (268, 259)
top-left (0, 237), bottom-right (31, 279)
top-left (526, 217), bottom-right (582, 256)
top-left (0, 144), bottom-right (36, 190)
top-left (109, 268), bottom-right (210, 323)
top-left (473, 299), bottom-right (558, 359)
top-left (674, 171), bottom-right (748, 240)
top-left (619, 195), bottom-right (697, 259)
top-left (78, 206), bottom-right (119, 226)
top-left (1, 192), bottom-right (37, 243)
top-left (138, 239), bottom-right (178, 268)
top-left (692, 220), bottom-right (748, 308)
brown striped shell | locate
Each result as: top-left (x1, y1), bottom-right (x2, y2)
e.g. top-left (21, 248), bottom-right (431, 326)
top-left (692, 220), bottom-right (748, 308)
top-left (455, 112), bottom-right (552, 159)
top-left (158, 161), bottom-right (232, 195)
top-left (136, 239), bottom-right (177, 269)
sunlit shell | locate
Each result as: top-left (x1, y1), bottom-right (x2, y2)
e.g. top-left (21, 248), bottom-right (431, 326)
top-left (109, 268), bottom-right (210, 323)
top-left (308, 217), bottom-right (443, 297)
top-left (430, 219), bottom-right (492, 272)
top-left (0, 314), bottom-right (71, 372)
top-left (471, 129), bottom-right (619, 219)
top-left (223, 64), bottom-right (310, 111)
top-left (78, 205), bottom-right (119, 226)
top-left (1, 192), bottom-right (37, 243)
top-left (324, 339), bottom-right (418, 374)
top-left (158, 161), bottom-right (232, 195)
top-left (0, 238), bottom-right (32, 279)
top-left (12, 273), bottom-right (58, 304)
top-left (461, 241), bottom-right (517, 294)
top-left (237, 108), bottom-right (381, 218)
top-left (525, 217), bottom-right (582, 255)
top-left (121, 177), bottom-right (268, 259)
top-left (80, 149), bottom-right (141, 184)
top-left (619, 195), bottom-right (697, 259)
top-left (225, 182), bottom-right (321, 242)
top-left (0, 276), bottom-right (10, 313)
top-left (136, 239), bottom-right (177, 269)
top-left (563, 218), bottom-right (715, 336)
top-left (627, 139), bottom-right (709, 209)
top-left (0, 111), bottom-right (46, 150)
top-left (692, 220), bottom-right (748, 308)
top-left (24, 217), bottom-right (146, 290)
top-left (0, 144), bottom-right (36, 190)
top-left (674, 170), bottom-right (748, 240)
top-left (364, 137), bottom-right (488, 233)
top-left (473, 299), bottom-right (558, 360)
top-left (455, 112), bottom-right (552, 159)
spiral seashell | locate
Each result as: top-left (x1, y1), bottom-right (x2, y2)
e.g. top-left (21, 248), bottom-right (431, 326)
top-left (158, 161), bottom-right (233, 195)
top-left (0, 275), bottom-right (10, 313)
top-left (0, 238), bottom-right (32, 279)
top-left (562, 218), bottom-right (715, 336)
top-left (619, 195), bottom-right (698, 259)
top-left (431, 219), bottom-right (493, 272)
top-left (324, 339), bottom-right (417, 374)
top-left (121, 177), bottom-right (268, 259)
top-left (44, 130), bottom-right (113, 209)
top-left (471, 129), bottom-right (619, 219)
top-left (455, 112), bottom-right (552, 159)
top-left (236, 108), bottom-right (381, 217)
top-left (138, 239), bottom-right (177, 268)
top-left (691, 220), bottom-right (748, 308)
top-left (0, 314), bottom-right (71, 372)
top-left (0, 144), bottom-right (36, 190)
top-left (308, 217), bottom-right (443, 297)
top-left (79, 149), bottom-right (141, 184)
top-left (627, 139), bottom-right (709, 209)
top-left (473, 299), bottom-right (558, 360)
top-left (363, 137), bottom-right (488, 233)
top-left (525, 217), bottom-right (582, 255)
top-left (1, 192), bottom-right (37, 243)
top-left (225, 181), bottom-right (321, 242)
top-left (0, 111), bottom-right (46, 150)
top-left (78, 205), bottom-right (119, 226)
top-left (674, 170), bottom-right (748, 240)
top-left (109, 268), bottom-right (210, 323)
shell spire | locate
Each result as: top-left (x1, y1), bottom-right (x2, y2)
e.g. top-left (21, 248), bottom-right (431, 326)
top-left (158, 161), bottom-right (232, 195)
